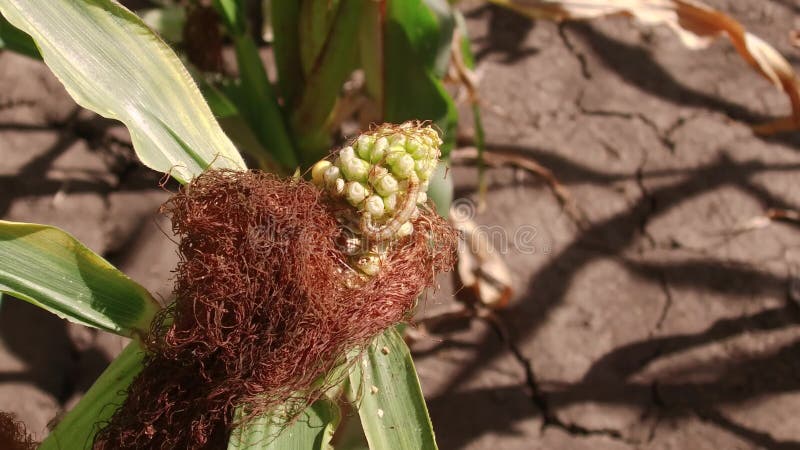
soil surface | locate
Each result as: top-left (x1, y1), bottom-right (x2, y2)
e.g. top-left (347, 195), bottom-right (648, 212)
top-left (2, 0), bottom-right (800, 448)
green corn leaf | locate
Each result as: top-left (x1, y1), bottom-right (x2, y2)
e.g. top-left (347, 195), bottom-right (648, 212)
top-left (139, 6), bottom-right (187, 44)
top-left (423, 0), bottom-right (457, 78)
top-left (0, 13), bottom-right (39, 59)
top-left (213, 0), bottom-right (298, 171)
top-left (361, 0), bottom-right (458, 157)
top-left (271, 0), bottom-right (303, 107)
top-left (350, 328), bottom-right (438, 450)
top-left (290, 0), bottom-right (362, 165)
top-left (228, 397), bottom-right (340, 450)
top-left (0, 0), bottom-right (247, 184)
top-left (201, 79), bottom-right (240, 120)
top-left (0, 220), bottom-right (160, 337)
top-left (426, 163), bottom-right (453, 217)
top-left (358, 0), bottom-right (382, 105)
top-left (40, 340), bottom-right (145, 450)
top-left (297, 0), bottom-right (341, 78)
top-left (454, 9), bottom-right (487, 208)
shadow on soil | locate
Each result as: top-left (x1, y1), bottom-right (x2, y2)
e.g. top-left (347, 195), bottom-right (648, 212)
top-left (0, 298), bottom-right (111, 405)
top-left (0, 110), bottom-right (168, 217)
top-left (426, 142), bottom-right (800, 449)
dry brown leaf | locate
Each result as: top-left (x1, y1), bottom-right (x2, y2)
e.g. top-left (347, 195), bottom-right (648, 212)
top-left (490, 0), bottom-right (800, 134)
top-left (450, 209), bottom-right (513, 308)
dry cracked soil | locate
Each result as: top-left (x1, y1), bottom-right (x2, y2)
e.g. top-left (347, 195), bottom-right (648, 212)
top-left (2, 0), bottom-right (800, 449)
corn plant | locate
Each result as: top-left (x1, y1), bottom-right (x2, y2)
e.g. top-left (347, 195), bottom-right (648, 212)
top-left (0, 0), bottom-right (462, 448)
top-left (2, 0), bottom-right (799, 448)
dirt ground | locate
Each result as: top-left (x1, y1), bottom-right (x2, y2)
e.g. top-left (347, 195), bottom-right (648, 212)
top-left (2, 1), bottom-right (800, 449)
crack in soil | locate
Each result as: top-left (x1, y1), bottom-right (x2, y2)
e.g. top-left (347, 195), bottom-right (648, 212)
top-left (654, 273), bottom-right (674, 331)
top-left (0, 97), bottom-right (36, 110)
top-left (644, 381), bottom-right (665, 443)
top-left (634, 146), bottom-right (658, 249)
top-left (558, 24), bottom-right (592, 80)
top-left (577, 103), bottom-right (679, 154)
top-left (478, 311), bottom-right (628, 441)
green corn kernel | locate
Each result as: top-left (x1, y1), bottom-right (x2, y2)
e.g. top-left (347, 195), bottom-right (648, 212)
top-left (373, 173), bottom-right (399, 197)
top-left (355, 134), bottom-right (376, 159)
top-left (408, 141), bottom-right (429, 160)
top-left (389, 133), bottom-right (406, 147)
top-left (323, 165), bottom-right (341, 187)
top-left (396, 221), bottom-right (413, 238)
top-left (345, 181), bottom-right (368, 206)
top-left (364, 195), bottom-right (385, 218)
top-left (414, 159), bottom-right (434, 180)
top-left (339, 145), bottom-right (356, 162)
top-left (390, 154), bottom-right (415, 179)
top-left (340, 157), bottom-right (370, 182)
top-left (368, 166), bottom-right (389, 186)
top-left (384, 145), bottom-right (406, 166)
top-left (383, 193), bottom-right (397, 212)
top-left (369, 137), bottom-right (389, 161)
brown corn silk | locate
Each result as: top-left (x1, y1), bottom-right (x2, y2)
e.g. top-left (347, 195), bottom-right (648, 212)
top-left (94, 170), bottom-right (457, 449)
top-left (0, 413), bottom-right (36, 450)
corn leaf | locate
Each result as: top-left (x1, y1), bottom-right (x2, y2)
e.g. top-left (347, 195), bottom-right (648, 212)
top-left (271, 1), bottom-right (303, 107)
top-left (363, 0), bottom-right (458, 156)
top-left (40, 340), bottom-right (145, 450)
top-left (491, 0), bottom-right (800, 134)
top-left (139, 6), bottom-right (186, 44)
top-left (297, 0), bottom-right (342, 78)
top-left (0, 220), bottom-right (160, 337)
top-left (0, 0), bottom-right (246, 184)
top-left (213, 0), bottom-right (298, 171)
top-left (290, 0), bottom-right (362, 164)
top-left (349, 328), bottom-right (438, 450)
top-left (228, 398), bottom-right (340, 450)
top-left (0, 13), bottom-right (38, 59)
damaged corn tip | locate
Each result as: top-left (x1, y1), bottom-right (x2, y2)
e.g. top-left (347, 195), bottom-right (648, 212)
top-left (315, 121), bottom-right (440, 207)
top-left (356, 253), bottom-right (382, 277)
top-left (312, 121), bottom-right (442, 275)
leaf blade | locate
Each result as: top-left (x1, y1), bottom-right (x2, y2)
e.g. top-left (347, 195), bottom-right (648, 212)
top-left (228, 398), bottom-right (340, 450)
top-left (39, 340), bottom-right (145, 450)
top-left (379, 0), bottom-right (458, 156)
top-left (0, 220), bottom-right (160, 337)
top-left (350, 328), bottom-right (438, 450)
top-left (0, 13), bottom-right (39, 59)
top-left (0, 0), bottom-right (247, 183)
top-left (213, 0), bottom-right (298, 171)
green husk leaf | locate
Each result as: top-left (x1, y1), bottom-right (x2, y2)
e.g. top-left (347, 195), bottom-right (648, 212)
top-left (228, 398), bottom-right (340, 450)
top-left (0, 0), bottom-right (246, 184)
top-left (40, 340), bottom-right (145, 450)
top-left (0, 220), bottom-right (160, 337)
top-left (349, 328), bottom-right (438, 450)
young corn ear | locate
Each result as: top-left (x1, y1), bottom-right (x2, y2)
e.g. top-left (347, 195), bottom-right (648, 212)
top-left (311, 121), bottom-right (443, 276)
